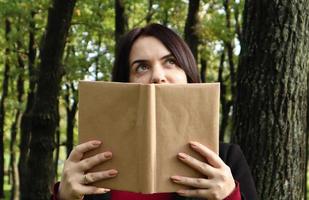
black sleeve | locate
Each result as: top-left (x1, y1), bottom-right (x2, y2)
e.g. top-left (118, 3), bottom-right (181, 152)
top-left (219, 143), bottom-right (258, 200)
top-left (84, 192), bottom-right (111, 200)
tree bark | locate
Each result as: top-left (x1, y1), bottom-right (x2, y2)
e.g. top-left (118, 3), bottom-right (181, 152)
top-left (9, 38), bottom-right (25, 200)
top-left (10, 112), bottom-right (21, 200)
top-left (54, 100), bottom-right (60, 180)
top-left (223, 0), bottom-right (236, 103)
top-left (115, 0), bottom-right (128, 52)
top-left (146, 0), bottom-right (154, 23)
top-left (184, 0), bottom-right (200, 61)
top-left (24, 0), bottom-right (76, 199)
top-left (19, 11), bottom-right (37, 199)
top-left (304, 70), bottom-right (309, 199)
top-left (233, 1), bottom-right (242, 42)
top-left (200, 58), bottom-right (207, 83)
top-left (217, 50), bottom-right (232, 141)
top-left (0, 18), bottom-right (11, 199)
top-left (232, 0), bottom-right (309, 199)
top-left (65, 83), bottom-right (78, 158)
top-left (95, 36), bottom-right (102, 81)
top-left (162, 7), bottom-right (169, 26)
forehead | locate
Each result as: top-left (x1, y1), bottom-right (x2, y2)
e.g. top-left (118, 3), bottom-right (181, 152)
top-left (129, 36), bottom-right (171, 62)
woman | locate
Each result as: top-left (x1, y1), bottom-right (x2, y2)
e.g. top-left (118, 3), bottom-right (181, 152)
top-left (53, 23), bottom-right (257, 200)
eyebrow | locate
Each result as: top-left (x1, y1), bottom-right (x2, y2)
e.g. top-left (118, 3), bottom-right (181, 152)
top-left (131, 54), bottom-right (174, 66)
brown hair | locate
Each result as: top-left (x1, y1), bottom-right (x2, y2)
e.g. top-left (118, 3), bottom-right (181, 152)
top-left (112, 23), bottom-right (201, 83)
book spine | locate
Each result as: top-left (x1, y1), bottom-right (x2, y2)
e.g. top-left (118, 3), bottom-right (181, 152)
top-left (150, 84), bottom-right (156, 193)
top-left (138, 84), bottom-right (156, 193)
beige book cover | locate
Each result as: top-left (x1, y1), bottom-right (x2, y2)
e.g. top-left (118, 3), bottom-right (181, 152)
top-left (78, 81), bottom-right (220, 193)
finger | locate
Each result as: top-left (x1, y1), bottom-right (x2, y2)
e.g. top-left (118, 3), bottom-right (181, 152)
top-left (78, 185), bottom-right (111, 195)
top-left (68, 140), bottom-right (102, 162)
top-left (176, 189), bottom-right (209, 198)
top-left (189, 141), bottom-right (224, 168)
top-left (79, 151), bottom-right (113, 171)
top-left (82, 169), bottom-right (118, 184)
top-left (178, 152), bottom-right (216, 177)
top-left (171, 176), bottom-right (211, 189)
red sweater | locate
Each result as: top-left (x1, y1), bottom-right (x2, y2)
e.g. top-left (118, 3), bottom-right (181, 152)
top-left (51, 182), bottom-right (241, 200)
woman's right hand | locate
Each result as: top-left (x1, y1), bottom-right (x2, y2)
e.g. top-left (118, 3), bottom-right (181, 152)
top-left (58, 140), bottom-right (118, 200)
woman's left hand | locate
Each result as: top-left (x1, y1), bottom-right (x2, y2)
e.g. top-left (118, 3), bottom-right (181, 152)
top-left (171, 141), bottom-right (235, 200)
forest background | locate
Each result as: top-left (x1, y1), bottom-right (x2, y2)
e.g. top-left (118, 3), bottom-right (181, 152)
top-left (0, 0), bottom-right (308, 199)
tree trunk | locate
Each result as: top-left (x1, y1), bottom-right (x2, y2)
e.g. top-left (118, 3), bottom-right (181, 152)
top-left (232, 0), bottom-right (309, 199)
top-left (146, 0), bottom-right (154, 23)
top-left (217, 50), bottom-right (231, 141)
top-left (233, 1), bottom-right (242, 42)
top-left (200, 58), bottom-right (207, 83)
top-left (223, 0), bottom-right (236, 103)
top-left (10, 114), bottom-right (21, 200)
top-left (95, 36), bottom-right (102, 81)
top-left (115, 0), bottom-right (128, 52)
top-left (54, 100), bottom-right (60, 180)
top-left (65, 83), bottom-right (78, 158)
top-left (24, 0), bottom-right (76, 199)
top-left (162, 7), bottom-right (169, 26)
top-left (184, 0), bottom-right (200, 61)
top-left (304, 70), bottom-right (309, 199)
top-left (19, 11), bottom-right (37, 199)
top-left (0, 18), bottom-right (11, 199)
top-left (9, 38), bottom-right (25, 200)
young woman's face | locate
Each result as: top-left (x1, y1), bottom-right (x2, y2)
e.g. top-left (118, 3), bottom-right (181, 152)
top-left (129, 36), bottom-right (188, 84)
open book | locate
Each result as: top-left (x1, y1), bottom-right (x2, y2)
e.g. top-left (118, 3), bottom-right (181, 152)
top-left (79, 81), bottom-right (220, 193)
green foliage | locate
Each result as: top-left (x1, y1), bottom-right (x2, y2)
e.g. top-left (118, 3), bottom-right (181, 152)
top-left (0, 0), bottom-right (241, 147)
top-left (64, 0), bottom-right (115, 82)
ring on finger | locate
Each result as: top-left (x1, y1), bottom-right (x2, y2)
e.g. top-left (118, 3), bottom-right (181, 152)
top-left (83, 173), bottom-right (90, 185)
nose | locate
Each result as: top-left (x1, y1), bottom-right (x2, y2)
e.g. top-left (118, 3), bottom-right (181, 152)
top-left (151, 64), bottom-right (167, 84)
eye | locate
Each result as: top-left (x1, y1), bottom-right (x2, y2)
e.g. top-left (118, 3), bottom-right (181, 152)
top-left (165, 57), bottom-right (177, 67)
top-left (136, 64), bottom-right (149, 73)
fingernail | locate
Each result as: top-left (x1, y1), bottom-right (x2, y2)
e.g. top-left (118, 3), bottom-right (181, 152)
top-left (177, 190), bottom-right (186, 195)
top-left (189, 141), bottom-right (198, 148)
top-left (108, 170), bottom-right (118, 176)
top-left (178, 153), bottom-right (186, 160)
top-left (98, 188), bottom-right (110, 193)
top-left (171, 176), bottom-right (181, 182)
top-left (103, 188), bottom-right (111, 193)
top-left (104, 152), bottom-right (112, 159)
top-left (92, 141), bottom-right (102, 146)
